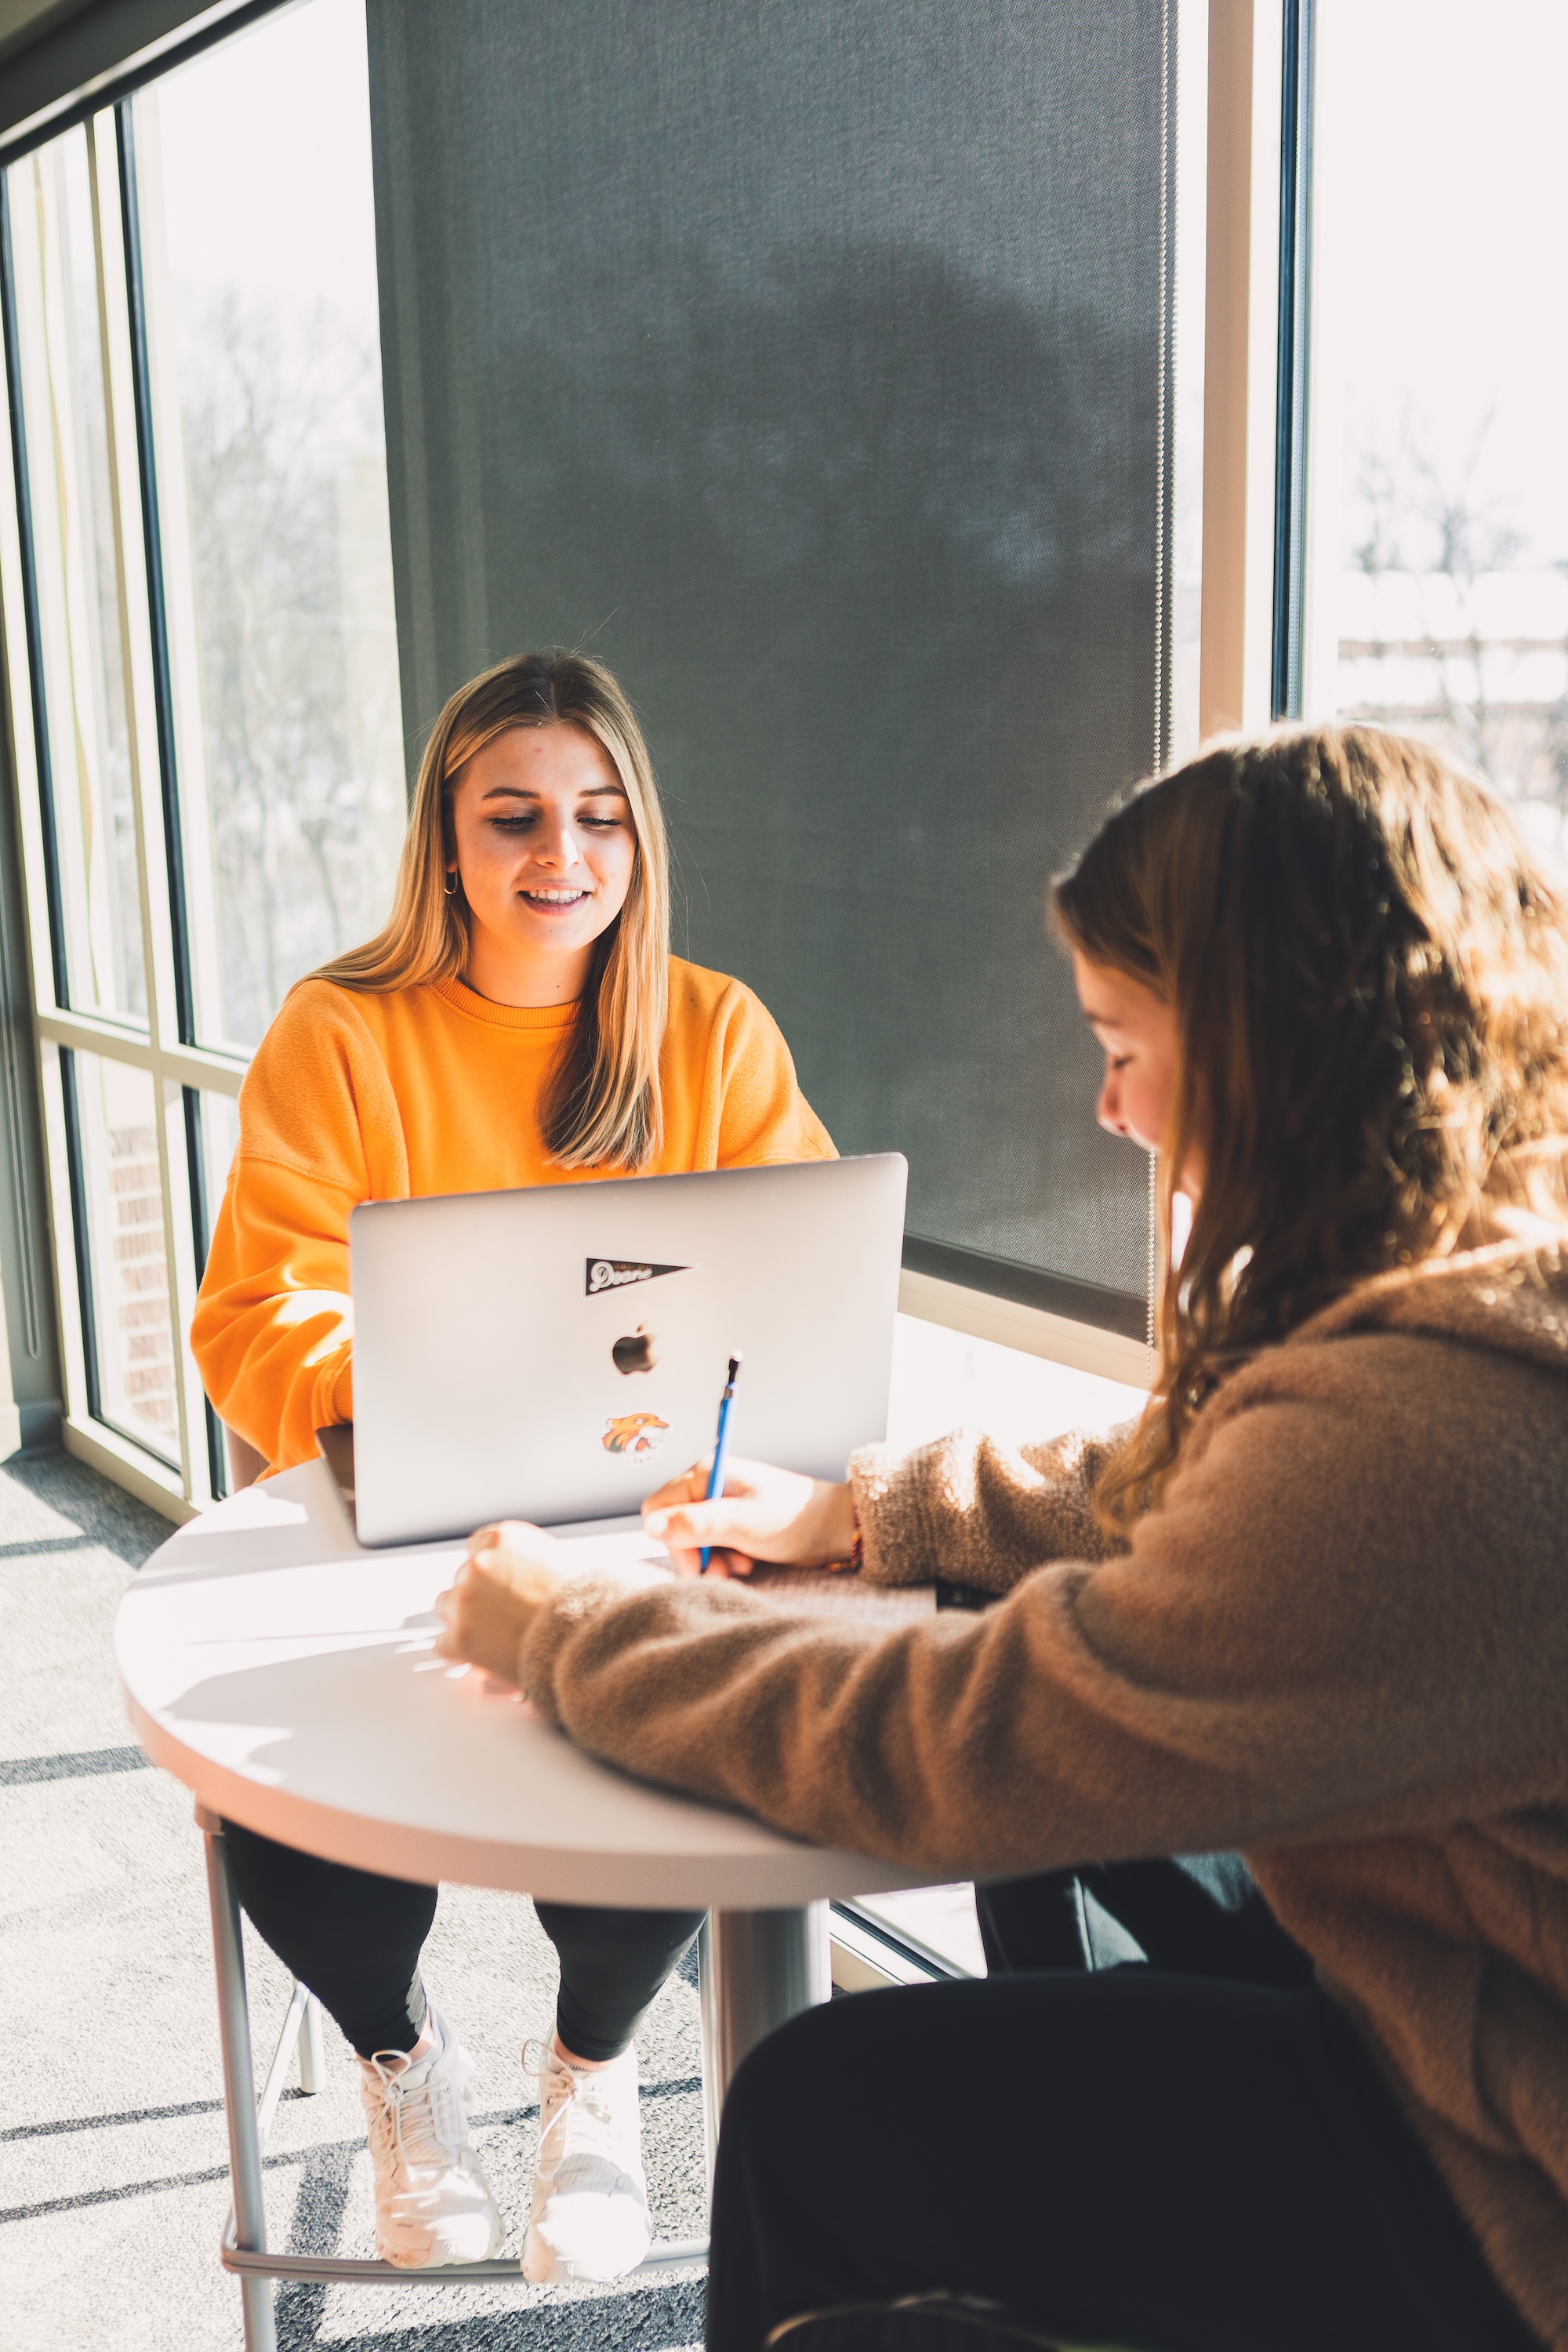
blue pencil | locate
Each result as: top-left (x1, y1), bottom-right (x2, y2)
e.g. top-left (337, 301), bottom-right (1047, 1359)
top-left (699, 1354), bottom-right (742, 1573)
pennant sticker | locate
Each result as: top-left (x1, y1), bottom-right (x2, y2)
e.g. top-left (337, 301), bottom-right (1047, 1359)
top-left (586, 1258), bottom-right (692, 1297)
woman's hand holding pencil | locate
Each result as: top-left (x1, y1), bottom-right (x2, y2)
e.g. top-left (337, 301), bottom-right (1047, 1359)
top-left (642, 1456), bottom-right (858, 1580)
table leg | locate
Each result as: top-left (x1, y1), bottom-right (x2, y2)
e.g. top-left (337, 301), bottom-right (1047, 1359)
top-left (199, 1809), bottom-right (278, 2352)
top-left (699, 1904), bottom-right (831, 2181)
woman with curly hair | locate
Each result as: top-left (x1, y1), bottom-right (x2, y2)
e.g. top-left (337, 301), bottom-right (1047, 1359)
top-left (439, 725), bottom-right (1568, 2351)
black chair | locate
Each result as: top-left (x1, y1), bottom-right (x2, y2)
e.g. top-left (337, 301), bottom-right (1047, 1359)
top-left (765, 2296), bottom-right (1132, 2352)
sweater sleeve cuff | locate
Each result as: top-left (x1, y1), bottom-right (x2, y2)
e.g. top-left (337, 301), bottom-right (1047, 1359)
top-left (515, 1566), bottom-right (673, 1724)
top-left (848, 1441), bottom-right (935, 1585)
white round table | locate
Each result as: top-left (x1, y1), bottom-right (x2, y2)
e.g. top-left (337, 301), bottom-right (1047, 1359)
top-left (116, 1456), bottom-right (946, 2349)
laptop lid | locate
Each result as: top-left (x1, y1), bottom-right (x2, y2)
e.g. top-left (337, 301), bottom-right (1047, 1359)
top-left (349, 1153), bottom-right (908, 1547)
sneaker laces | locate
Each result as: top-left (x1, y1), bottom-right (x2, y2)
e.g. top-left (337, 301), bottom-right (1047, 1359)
top-left (365, 2042), bottom-right (470, 2174)
top-left (525, 2037), bottom-right (633, 2185)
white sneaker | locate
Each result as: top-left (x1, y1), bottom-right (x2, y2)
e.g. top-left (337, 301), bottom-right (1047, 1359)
top-left (358, 2005), bottom-right (504, 2269)
top-left (522, 2037), bottom-right (652, 2282)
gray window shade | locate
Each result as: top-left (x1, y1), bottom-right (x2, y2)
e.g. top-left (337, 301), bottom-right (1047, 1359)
top-left (368, 0), bottom-right (1171, 1326)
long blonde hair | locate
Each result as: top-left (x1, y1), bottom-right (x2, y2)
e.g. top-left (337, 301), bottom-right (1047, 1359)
top-left (1053, 724), bottom-right (1568, 1533)
top-left (314, 650), bottom-right (670, 1169)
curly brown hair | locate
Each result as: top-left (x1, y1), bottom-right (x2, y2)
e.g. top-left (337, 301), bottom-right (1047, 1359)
top-left (1052, 724), bottom-right (1568, 1532)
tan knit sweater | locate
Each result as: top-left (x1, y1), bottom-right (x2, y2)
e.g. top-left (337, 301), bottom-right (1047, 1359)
top-left (516, 1246), bottom-right (1568, 2347)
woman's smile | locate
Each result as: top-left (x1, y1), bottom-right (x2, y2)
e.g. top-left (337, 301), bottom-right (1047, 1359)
top-left (519, 885), bottom-right (593, 910)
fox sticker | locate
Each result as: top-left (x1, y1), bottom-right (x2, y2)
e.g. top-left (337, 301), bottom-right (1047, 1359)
top-left (602, 1411), bottom-right (670, 1458)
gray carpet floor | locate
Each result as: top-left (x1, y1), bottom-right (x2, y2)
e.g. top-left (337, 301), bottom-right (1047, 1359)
top-left (0, 1449), bottom-right (706, 2350)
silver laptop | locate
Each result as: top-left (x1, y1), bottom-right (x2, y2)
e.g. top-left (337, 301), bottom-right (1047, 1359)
top-left (347, 1154), bottom-right (908, 1547)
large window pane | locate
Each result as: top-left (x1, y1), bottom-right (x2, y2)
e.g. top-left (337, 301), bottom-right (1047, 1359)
top-left (65, 1051), bottom-right (178, 1465)
top-left (1310, 2), bottom-right (1568, 861)
top-left (132, 0), bottom-right (405, 1051)
top-left (5, 125), bottom-right (147, 1025)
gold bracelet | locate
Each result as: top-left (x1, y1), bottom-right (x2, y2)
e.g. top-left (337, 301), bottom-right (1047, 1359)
top-left (827, 1497), bottom-right (865, 1573)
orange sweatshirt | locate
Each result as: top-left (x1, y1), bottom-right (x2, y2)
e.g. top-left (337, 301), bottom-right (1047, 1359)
top-left (192, 960), bottom-right (834, 1472)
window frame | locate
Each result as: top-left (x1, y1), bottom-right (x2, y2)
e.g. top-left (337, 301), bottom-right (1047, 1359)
top-left (1269, 0), bottom-right (1314, 722)
top-left (2, 0), bottom-right (410, 1517)
top-left (0, 82), bottom-right (273, 1519)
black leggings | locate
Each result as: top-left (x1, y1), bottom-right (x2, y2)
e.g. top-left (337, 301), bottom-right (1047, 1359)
top-left (223, 1820), bottom-right (702, 2062)
top-left (706, 1857), bottom-right (1542, 2352)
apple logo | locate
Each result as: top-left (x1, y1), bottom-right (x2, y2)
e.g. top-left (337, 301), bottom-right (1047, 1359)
top-left (612, 1326), bottom-right (657, 1375)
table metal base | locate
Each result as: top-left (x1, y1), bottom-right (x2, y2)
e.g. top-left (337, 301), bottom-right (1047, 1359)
top-left (697, 1903), bottom-right (831, 2179)
top-left (198, 1806), bottom-right (830, 2350)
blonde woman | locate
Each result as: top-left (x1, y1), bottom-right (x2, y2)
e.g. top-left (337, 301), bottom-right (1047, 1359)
top-left (192, 649), bottom-right (832, 2280)
top-left (437, 728), bottom-right (1565, 2352)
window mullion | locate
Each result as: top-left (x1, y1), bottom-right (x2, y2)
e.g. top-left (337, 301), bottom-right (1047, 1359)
top-left (162, 1069), bottom-right (212, 1501)
top-left (0, 165), bottom-right (72, 1014)
top-left (0, 177), bottom-right (73, 1420)
top-left (85, 111), bottom-right (171, 1055)
top-left (1270, 0), bottom-right (1316, 721)
top-left (33, 1040), bottom-right (89, 1428)
top-left (114, 100), bottom-right (196, 1047)
top-left (34, 1005), bottom-right (244, 1091)
top-left (85, 107), bottom-right (198, 1498)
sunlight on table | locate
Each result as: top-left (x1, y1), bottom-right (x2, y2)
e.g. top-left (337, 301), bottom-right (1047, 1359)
top-left (887, 1312), bottom-right (1146, 1455)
